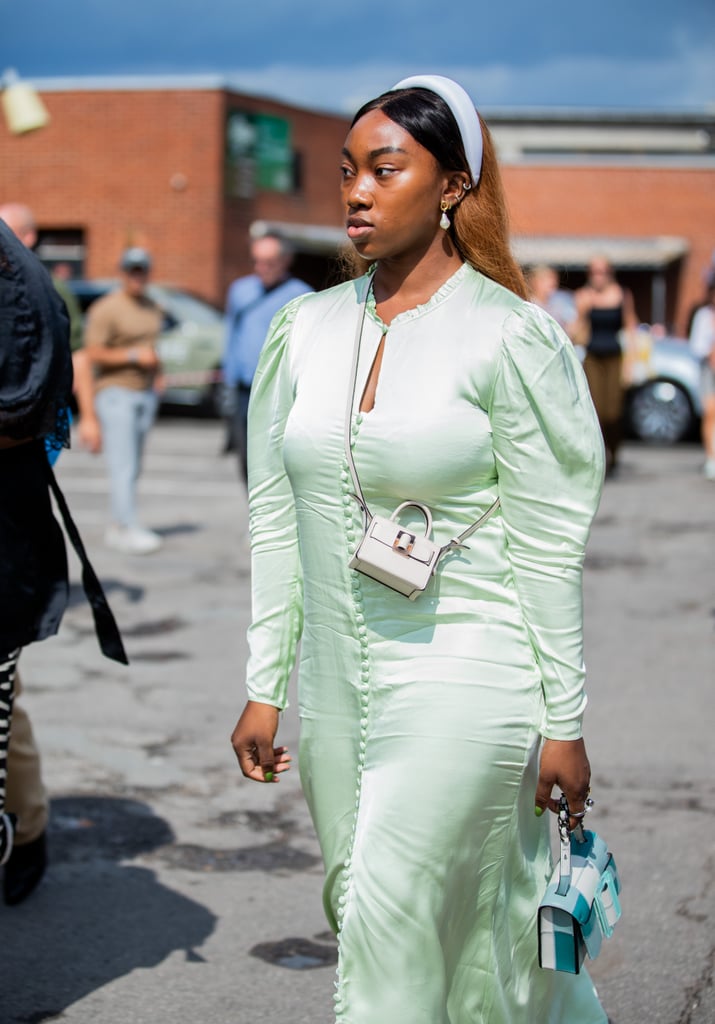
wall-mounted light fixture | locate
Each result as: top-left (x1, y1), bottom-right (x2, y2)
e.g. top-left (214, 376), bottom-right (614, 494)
top-left (1, 69), bottom-right (50, 135)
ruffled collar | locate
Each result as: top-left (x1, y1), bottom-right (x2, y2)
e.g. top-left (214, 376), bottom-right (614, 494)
top-left (365, 262), bottom-right (470, 329)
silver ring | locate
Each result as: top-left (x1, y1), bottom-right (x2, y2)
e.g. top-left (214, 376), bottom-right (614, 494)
top-left (571, 797), bottom-right (595, 819)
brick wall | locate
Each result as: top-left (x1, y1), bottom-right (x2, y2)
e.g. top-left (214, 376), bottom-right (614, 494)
top-left (503, 164), bottom-right (715, 332)
top-left (1, 86), bottom-right (712, 333)
top-left (0, 89), bottom-right (226, 299)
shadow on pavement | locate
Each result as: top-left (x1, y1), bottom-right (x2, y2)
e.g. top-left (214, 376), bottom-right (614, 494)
top-left (1, 795), bottom-right (217, 1023)
top-left (67, 579), bottom-right (145, 609)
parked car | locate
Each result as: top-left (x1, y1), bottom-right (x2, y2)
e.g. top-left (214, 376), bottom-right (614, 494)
top-left (624, 335), bottom-right (702, 444)
top-left (67, 280), bottom-right (226, 416)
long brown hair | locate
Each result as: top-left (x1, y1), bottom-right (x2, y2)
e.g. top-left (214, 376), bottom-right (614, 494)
top-left (343, 87), bottom-right (527, 299)
top-left (453, 116), bottom-right (527, 299)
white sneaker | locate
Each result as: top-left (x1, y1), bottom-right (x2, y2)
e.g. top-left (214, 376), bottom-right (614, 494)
top-left (703, 459), bottom-right (715, 481)
top-left (105, 525), bottom-right (163, 554)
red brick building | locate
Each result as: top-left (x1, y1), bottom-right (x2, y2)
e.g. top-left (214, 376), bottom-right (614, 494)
top-left (1, 77), bottom-right (713, 334)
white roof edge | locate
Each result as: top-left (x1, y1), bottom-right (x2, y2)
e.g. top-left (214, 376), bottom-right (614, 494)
top-left (512, 235), bottom-right (690, 269)
top-left (250, 220), bottom-right (347, 253)
top-left (23, 74), bottom-right (233, 92)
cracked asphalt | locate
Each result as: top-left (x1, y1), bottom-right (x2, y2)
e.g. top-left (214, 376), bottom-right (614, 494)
top-left (2, 417), bottom-right (713, 1024)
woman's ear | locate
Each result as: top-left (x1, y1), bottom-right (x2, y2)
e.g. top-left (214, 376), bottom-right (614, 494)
top-left (444, 171), bottom-right (472, 206)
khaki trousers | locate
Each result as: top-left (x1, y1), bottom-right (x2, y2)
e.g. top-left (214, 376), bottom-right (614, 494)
top-left (5, 671), bottom-right (48, 845)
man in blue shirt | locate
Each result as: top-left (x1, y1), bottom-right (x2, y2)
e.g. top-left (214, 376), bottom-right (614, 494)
top-left (223, 232), bottom-right (312, 481)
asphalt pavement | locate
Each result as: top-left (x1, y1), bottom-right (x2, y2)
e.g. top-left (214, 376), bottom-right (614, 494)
top-left (2, 417), bottom-right (713, 1024)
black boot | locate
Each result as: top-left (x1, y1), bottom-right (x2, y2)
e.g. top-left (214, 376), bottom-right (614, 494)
top-left (3, 830), bottom-right (46, 906)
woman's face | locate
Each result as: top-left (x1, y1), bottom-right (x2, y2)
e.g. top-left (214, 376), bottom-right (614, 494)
top-left (588, 260), bottom-right (613, 291)
top-left (341, 109), bottom-right (449, 263)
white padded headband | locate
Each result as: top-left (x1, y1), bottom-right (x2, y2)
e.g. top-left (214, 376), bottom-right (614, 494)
top-left (391, 75), bottom-right (483, 186)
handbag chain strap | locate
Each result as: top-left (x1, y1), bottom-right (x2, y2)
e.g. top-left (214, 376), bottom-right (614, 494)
top-left (556, 794), bottom-right (573, 896)
top-left (343, 274), bottom-right (501, 551)
top-left (555, 792), bottom-right (589, 896)
top-left (343, 276), bottom-right (373, 530)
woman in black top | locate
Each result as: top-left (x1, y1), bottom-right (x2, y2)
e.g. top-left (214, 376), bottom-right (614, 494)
top-left (573, 256), bottom-right (638, 475)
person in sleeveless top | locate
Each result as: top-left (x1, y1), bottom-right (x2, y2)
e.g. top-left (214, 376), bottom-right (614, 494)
top-left (573, 257), bottom-right (638, 475)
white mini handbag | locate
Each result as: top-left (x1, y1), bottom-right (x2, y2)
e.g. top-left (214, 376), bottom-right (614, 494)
top-left (349, 501), bottom-right (443, 600)
top-left (344, 280), bottom-right (500, 600)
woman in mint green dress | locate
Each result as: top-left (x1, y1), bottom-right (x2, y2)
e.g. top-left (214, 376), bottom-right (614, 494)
top-left (232, 76), bottom-right (608, 1023)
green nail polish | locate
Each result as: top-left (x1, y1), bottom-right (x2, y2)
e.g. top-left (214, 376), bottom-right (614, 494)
top-left (534, 806), bottom-right (544, 817)
top-left (264, 771), bottom-right (274, 783)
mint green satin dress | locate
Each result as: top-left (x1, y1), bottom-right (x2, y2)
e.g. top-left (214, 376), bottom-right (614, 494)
top-left (245, 264), bottom-right (608, 1023)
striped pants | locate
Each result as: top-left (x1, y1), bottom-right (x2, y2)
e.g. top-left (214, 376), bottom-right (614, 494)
top-left (0, 648), bottom-right (20, 865)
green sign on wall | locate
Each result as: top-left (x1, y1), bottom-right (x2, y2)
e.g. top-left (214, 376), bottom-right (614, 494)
top-left (225, 110), bottom-right (293, 197)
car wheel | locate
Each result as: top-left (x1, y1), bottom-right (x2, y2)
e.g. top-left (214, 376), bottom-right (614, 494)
top-left (626, 379), bottom-right (695, 444)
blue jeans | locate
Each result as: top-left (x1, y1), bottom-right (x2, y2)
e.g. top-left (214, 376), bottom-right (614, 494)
top-left (95, 387), bottom-right (158, 527)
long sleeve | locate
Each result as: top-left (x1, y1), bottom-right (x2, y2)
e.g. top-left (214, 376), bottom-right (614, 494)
top-left (222, 284), bottom-right (236, 383)
top-left (222, 278), bottom-right (250, 387)
top-left (488, 303), bottom-right (605, 739)
top-left (244, 297), bottom-right (306, 708)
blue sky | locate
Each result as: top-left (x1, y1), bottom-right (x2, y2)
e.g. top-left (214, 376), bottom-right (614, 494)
top-left (3, 0), bottom-right (714, 114)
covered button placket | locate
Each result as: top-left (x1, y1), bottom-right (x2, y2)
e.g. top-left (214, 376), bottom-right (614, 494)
top-left (334, 412), bottom-right (371, 1020)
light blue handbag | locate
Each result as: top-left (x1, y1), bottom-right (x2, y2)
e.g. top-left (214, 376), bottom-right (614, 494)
top-left (538, 794), bottom-right (622, 974)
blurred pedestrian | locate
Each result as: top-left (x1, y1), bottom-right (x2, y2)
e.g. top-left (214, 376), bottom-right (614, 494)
top-left (0, 202), bottom-right (98, 904)
top-left (84, 247), bottom-right (163, 554)
top-left (223, 232), bottom-right (312, 482)
top-left (573, 256), bottom-right (638, 475)
top-left (51, 264), bottom-right (102, 456)
top-left (0, 220), bottom-right (126, 900)
top-left (526, 264), bottom-right (577, 334)
top-left (686, 260), bottom-right (715, 336)
top-left (688, 282), bottom-right (715, 479)
top-left (0, 203), bottom-right (102, 454)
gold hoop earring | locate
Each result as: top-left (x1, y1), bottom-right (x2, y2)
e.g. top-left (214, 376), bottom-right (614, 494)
top-left (439, 199), bottom-right (451, 231)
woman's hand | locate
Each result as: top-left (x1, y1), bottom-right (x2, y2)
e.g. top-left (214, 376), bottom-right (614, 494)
top-left (231, 700), bottom-right (291, 783)
top-left (535, 737), bottom-right (591, 830)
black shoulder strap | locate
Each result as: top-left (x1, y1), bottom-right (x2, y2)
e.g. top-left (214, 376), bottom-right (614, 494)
top-left (46, 464), bottom-right (129, 665)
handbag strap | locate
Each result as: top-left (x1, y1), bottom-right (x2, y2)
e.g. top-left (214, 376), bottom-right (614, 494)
top-left (556, 794), bottom-right (573, 896)
top-left (343, 276), bottom-right (373, 529)
top-left (46, 461), bottom-right (129, 665)
top-left (343, 274), bottom-right (501, 546)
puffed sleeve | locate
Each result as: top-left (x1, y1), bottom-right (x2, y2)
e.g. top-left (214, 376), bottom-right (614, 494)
top-left (488, 303), bottom-right (605, 740)
top-left (243, 296), bottom-right (306, 708)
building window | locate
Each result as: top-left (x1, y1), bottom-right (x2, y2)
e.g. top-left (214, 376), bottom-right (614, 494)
top-left (225, 110), bottom-right (297, 198)
top-left (35, 228), bottom-right (85, 279)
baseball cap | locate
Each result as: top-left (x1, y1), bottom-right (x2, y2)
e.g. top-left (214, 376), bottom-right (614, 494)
top-left (120, 246), bottom-right (152, 272)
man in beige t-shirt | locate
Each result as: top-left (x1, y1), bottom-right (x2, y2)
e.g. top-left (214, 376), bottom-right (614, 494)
top-left (85, 247), bottom-right (163, 554)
